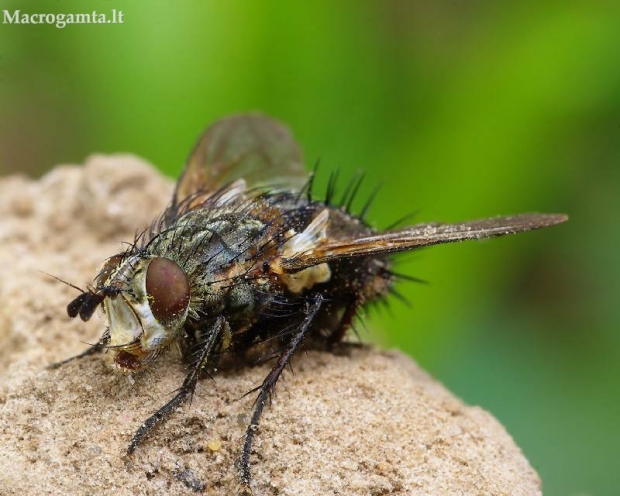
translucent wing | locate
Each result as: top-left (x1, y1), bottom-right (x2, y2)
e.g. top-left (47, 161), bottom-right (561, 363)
top-left (172, 114), bottom-right (308, 207)
top-left (280, 213), bottom-right (568, 272)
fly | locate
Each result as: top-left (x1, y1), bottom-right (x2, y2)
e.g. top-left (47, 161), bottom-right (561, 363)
top-left (56, 114), bottom-right (567, 487)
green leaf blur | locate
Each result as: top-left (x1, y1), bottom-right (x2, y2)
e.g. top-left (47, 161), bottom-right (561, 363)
top-left (1, 1), bottom-right (618, 494)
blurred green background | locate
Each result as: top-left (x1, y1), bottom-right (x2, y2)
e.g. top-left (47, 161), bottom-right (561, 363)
top-left (1, 0), bottom-right (618, 494)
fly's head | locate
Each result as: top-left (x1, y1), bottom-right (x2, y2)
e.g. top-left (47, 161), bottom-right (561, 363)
top-left (67, 254), bottom-right (191, 371)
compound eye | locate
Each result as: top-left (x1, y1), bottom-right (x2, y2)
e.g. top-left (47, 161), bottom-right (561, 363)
top-left (145, 257), bottom-right (190, 324)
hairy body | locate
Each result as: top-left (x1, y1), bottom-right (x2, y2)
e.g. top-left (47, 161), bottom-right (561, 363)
top-left (58, 114), bottom-right (567, 488)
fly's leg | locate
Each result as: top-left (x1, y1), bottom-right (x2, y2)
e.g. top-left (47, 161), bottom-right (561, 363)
top-left (327, 298), bottom-right (358, 347)
top-left (127, 316), bottom-right (226, 455)
top-left (47, 330), bottom-right (110, 369)
top-left (47, 344), bottom-right (103, 369)
top-left (240, 294), bottom-right (323, 486)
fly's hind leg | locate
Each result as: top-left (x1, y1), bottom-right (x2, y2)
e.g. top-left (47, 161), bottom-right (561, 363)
top-left (326, 298), bottom-right (359, 348)
top-left (240, 294), bottom-right (323, 486)
top-left (127, 316), bottom-right (226, 455)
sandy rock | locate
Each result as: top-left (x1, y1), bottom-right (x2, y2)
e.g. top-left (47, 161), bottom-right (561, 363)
top-left (0, 156), bottom-right (542, 495)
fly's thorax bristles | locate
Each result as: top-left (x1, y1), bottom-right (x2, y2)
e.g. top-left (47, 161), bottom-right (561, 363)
top-left (101, 254), bottom-right (191, 370)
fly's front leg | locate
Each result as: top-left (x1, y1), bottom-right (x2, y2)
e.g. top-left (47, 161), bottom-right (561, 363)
top-left (47, 330), bottom-right (110, 369)
top-left (240, 295), bottom-right (323, 486)
top-left (127, 316), bottom-right (226, 455)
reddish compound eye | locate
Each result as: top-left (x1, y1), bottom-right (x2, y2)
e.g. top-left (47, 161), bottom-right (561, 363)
top-left (145, 257), bottom-right (190, 324)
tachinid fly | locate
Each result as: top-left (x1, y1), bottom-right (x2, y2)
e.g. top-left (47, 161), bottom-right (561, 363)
top-left (58, 114), bottom-right (567, 486)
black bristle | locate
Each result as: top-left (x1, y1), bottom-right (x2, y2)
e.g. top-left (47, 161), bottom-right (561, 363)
top-left (306, 159), bottom-right (320, 202)
top-left (339, 171), bottom-right (364, 212)
top-left (359, 182), bottom-right (383, 221)
top-left (325, 169), bottom-right (339, 205)
top-left (387, 286), bottom-right (412, 308)
top-left (384, 210), bottom-right (421, 231)
top-left (387, 270), bottom-right (429, 285)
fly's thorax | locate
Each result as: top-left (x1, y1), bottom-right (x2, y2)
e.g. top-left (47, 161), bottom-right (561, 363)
top-left (101, 254), bottom-right (191, 370)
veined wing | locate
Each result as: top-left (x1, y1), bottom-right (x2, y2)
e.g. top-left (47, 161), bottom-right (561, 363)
top-left (280, 213), bottom-right (568, 272)
top-left (172, 114), bottom-right (308, 207)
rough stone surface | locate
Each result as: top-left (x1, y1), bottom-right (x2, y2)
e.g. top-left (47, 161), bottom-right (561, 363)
top-left (0, 156), bottom-right (542, 495)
